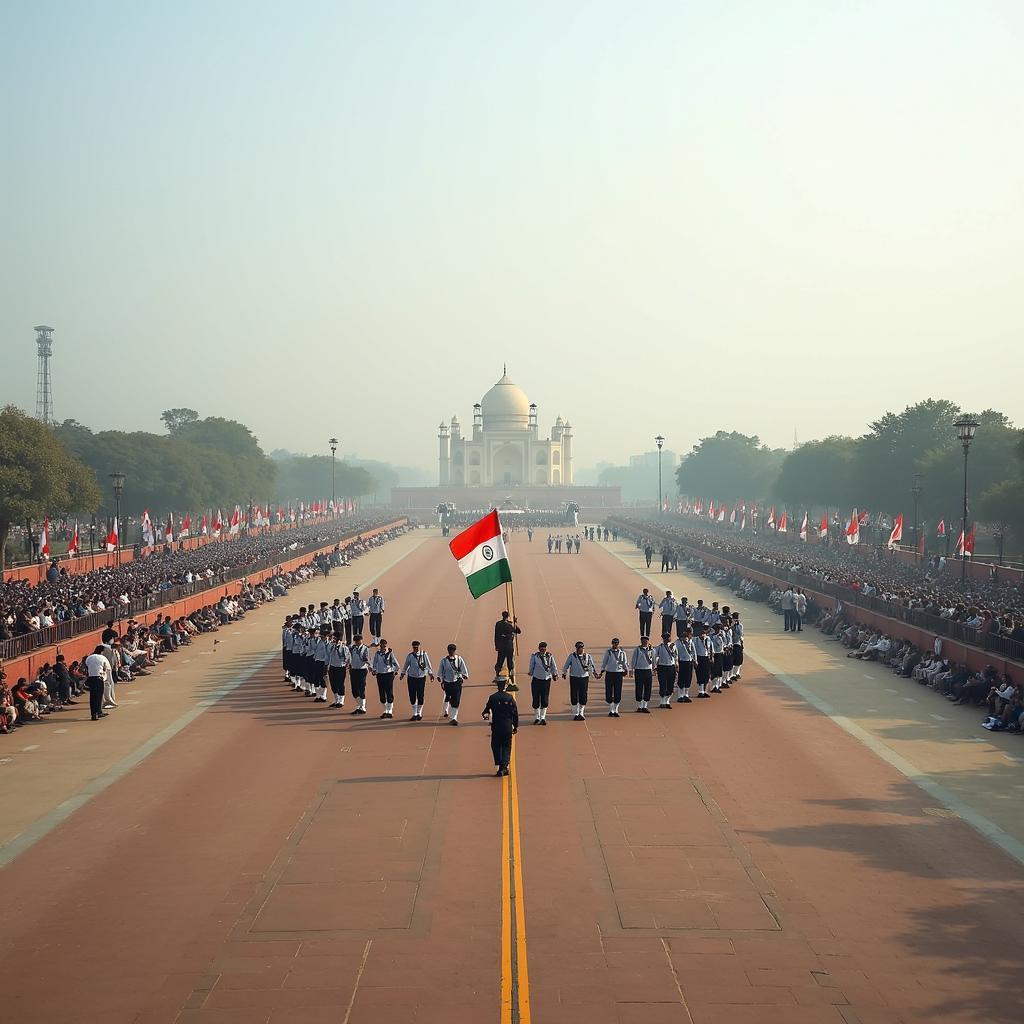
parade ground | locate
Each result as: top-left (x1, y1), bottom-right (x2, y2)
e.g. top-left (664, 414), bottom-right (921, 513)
top-left (2, 528), bottom-right (1023, 1024)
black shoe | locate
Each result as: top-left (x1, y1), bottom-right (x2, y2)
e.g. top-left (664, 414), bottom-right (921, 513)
top-left (451, 719), bottom-right (459, 726)
top-left (540, 719), bottom-right (547, 725)
top-left (410, 715), bottom-right (418, 721)
top-left (681, 695), bottom-right (692, 703)
top-left (501, 767), bottom-right (510, 776)
top-left (635, 707), bottom-right (643, 713)
top-left (641, 707), bottom-right (651, 714)
top-left (722, 683), bottom-right (730, 689)
top-left (385, 712), bottom-right (393, 719)
top-left (380, 713), bottom-right (388, 719)
top-left (415, 714), bottom-right (422, 721)
top-left (496, 768), bottom-right (503, 776)
top-left (697, 692), bottom-right (710, 699)
top-left (612, 711), bottom-right (620, 717)
top-left (608, 711), bottom-right (614, 717)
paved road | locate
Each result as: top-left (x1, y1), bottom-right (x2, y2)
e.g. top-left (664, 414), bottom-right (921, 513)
top-left (1, 530), bottom-right (1022, 1024)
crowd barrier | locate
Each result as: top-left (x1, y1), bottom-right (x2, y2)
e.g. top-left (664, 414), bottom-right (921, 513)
top-left (608, 519), bottom-right (1023, 678)
top-left (0, 519), bottom-right (406, 682)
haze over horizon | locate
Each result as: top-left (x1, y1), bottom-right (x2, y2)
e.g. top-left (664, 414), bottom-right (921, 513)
top-left (3, 1), bottom-right (1023, 473)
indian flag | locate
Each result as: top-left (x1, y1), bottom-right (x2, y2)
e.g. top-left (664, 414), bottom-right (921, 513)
top-left (449, 509), bottom-right (512, 599)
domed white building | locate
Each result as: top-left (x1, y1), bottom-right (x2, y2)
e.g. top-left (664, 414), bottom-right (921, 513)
top-left (438, 369), bottom-right (574, 487)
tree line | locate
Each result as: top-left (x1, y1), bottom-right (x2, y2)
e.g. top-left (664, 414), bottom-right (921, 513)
top-left (674, 400), bottom-right (1024, 548)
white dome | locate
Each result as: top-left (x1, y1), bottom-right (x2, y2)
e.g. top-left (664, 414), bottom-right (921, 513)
top-left (480, 371), bottom-right (530, 429)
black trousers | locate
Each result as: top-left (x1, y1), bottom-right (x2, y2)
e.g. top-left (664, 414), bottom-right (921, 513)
top-left (569, 676), bottom-right (589, 706)
top-left (675, 619), bottom-right (687, 637)
top-left (604, 672), bottom-right (623, 703)
top-left (634, 668), bottom-right (653, 702)
top-left (639, 612), bottom-right (653, 638)
top-left (695, 657), bottom-right (711, 687)
top-left (443, 680), bottom-right (463, 708)
top-left (376, 672), bottom-right (395, 703)
top-left (350, 668), bottom-right (368, 699)
top-left (661, 614), bottom-right (674, 637)
top-left (369, 612), bottom-right (383, 637)
top-left (351, 615), bottom-right (364, 638)
top-left (657, 664), bottom-right (676, 697)
top-left (282, 647), bottom-right (289, 673)
top-left (491, 730), bottom-right (512, 769)
top-left (783, 609), bottom-right (793, 631)
top-left (712, 653), bottom-right (724, 679)
top-left (328, 666), bottom-right (347, 696)
top-left (733, 647), bottom-right (744, 667)
top-left (344, 619), bottom-right (353, 643)
top-left (723, 652), bottom-right (732, 673)
top-left (531, 678), bottom-right (551, 709)
top-left (407, 675), bottom-right (426, 705)
top-left (495, 648), bottom-right (515, 675)
top-left (677, 661), bottom-right (693, 690)
top-left (87, 676), bottom-right (104, 719)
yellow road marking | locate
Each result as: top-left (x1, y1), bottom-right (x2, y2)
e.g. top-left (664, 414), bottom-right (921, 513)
top-left (510, 741), bottom-right (531, 1022)
top-left (501, 769), bottom-right (513, 1022)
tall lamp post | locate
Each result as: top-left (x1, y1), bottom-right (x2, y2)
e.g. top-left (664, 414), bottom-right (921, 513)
top-left (655, 435), bottom-right (665, 515)
top-left (911, 473), bottom-right (922, 560)
top-left (329, 437), bottom-right (339, 515)
top-left (953, 416), bottom-right (979, 582)
top-left (109, 472), bottom-right (126, 566)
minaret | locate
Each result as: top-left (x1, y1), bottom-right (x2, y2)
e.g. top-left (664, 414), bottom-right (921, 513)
top-left (438, 422), bottom-right (451, 485)
top-left (528, 403), bottom-right (538, 437)
top-left (562, 420), bottom-right (574, 484)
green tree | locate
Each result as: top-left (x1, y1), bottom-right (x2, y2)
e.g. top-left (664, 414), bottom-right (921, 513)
top-left (272, 456), bottom-right (376, 504)
top-left (676, 432), bottom-right (785, 505)
top-left (160, 408), bottom-right (199, 435)
top-left (978, 480), bottom-right (1024, 560)
top-left (775, 436), bottom-right (860, 510)
top-left (0, 406), bottom-right (102, 569)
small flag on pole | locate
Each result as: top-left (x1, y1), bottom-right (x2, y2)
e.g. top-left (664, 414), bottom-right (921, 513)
top-left (888, 514), bottom-right (904, 550)
top-left (448, 509), bottom-right (512, 599)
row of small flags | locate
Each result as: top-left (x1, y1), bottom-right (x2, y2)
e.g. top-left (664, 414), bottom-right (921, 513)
top-left (670, 500), bottom-right (976, 556)
top-left (37, 498), bottom-right (357, 558)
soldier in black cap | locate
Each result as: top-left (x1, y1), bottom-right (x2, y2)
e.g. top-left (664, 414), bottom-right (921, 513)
top-left (482, 677), bottom-right (519, 776)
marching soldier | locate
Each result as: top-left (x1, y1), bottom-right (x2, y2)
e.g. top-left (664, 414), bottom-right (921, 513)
top-left (720, 617), bottom-right (733, 689)
top-left (370, 639), bottom-right (400, 718)
top-left (313, 627), bottom-right (331, 702)
top-left (527, 641), bottom-right (556, 725)
top-left (731, 613), bottom-right (745, 681)
top-left (399, 640), bottom-right (434, 720)
top-left (693, 624), bottom-right (712, 698)
top-left (482, 678), bottom-right (518, 776)
top-left (674, 596), bottom-right (691, 638)
top-left (494, 610), bottom-right (522, 689)
top-left (282, 615), bottom-right (293, 682)
top-left (348, 634), bottom-right (371, 714)
top-left (674, 627), bottom-right (695, 702)
top-left (561, 641), bottom-right (596, 721)
top-left (709, 622), bottom-right (726, 692)
top-left (635, 588), bottom-right (655, 639)
top-left (342, 597), bottom-right (354, 644)
top-left (327, 634), bottom-right (350, 708)
top-left (659, 590), bottom-right (677, 638)
top-left (330, 598), bottom-right (346, 638)
top-left (438, 643), bottom-right (469, 725)
top-left (598, 637), bottom-right (628, 717)
top-left (655, 633), bottom-right (678, 708)
top-left (367, 589), bottom-right (386, 645)
top-left (350, 591), bottom-right (367, 642)
top-left (631, 634), bottom-right (655, 712)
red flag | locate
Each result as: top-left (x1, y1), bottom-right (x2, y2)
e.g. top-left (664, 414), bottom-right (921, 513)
top-left (845, 509), bottom-right (860, 545)
top-left (229, 507), bottom-right (241, 535)
top-left (819, 514), bottom-right (828, 538)
top-left (200, 513), bottom-right (208, 536)
top-left (67, 521), bottom-right (79, 556)
top-left (955, 524), bottom-right (976, 557)
top-left (858, 509), bottom-right (871, 526)
top-left (887, 514), bottom-right (903, 550)
top-left (936, 519), bottom-right (946, 539)
top-left (767, 506), bottom-right (777, 530)
top-left (729, 507), bottom-right (736, 525)
top-left (180, 513), bottom-right (191, 538)
top-left (165, 513), bottom-right (174, 544)
top-left (777, 511), bottom-right (788, 534)
top-left (799, 513), bottom-right (808, 541)
top-left (39, 518), bottom-right (50, 558)
top-left (212, 510), bottom-right (223, 537)
top-left (708, 501), bottom-right (716, 519)
top-left (105, 517), bottom-right (119, 552)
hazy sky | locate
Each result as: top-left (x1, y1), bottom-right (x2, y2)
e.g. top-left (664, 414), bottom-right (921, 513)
top-left (2, 1), bottom-right (1022, 473)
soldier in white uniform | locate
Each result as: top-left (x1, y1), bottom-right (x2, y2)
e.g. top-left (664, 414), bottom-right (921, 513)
top-left (659, 591), bottom-right (678, 640)
top-left (654, 633), bottom-right (678, 708)
top-left (370, 640), bottom-right (400, 718)
top-left (630, 635), bottom-right (655, 713)
top-left (438, 644), bottom-right (469, 725)
top-left (348, 634), bottom-right (371, 714)
top-left (598, 637), bottom-right (629, 717)
top-left (527, 642), bottom-right (557, 725)
top-left (350, 591), bottom-right (368, 642)
top-left (327, 635), bottom-right (350, 707)
top-left (368, 589), bottom-right (386, 645)
top-left (674, 628), bottom-right (695, 702)
top-left (561, 641), bottom-right (596, 721)
top-left (674, 597), bottom-right (692, 638)
top-left (731, 613), bottom-right (745, 680)
top-left (709, 623), bottom-right (726, 692)
top-left (330, 598), bottom-right (347, 638)
top-left (399, 640), bottom-right (434, 721)
top-left (693, 625), bottom-right (712, 698)
top-left (635, 589), bottom-right (655, 640)
top-left (313, 628), bottom-right (331, 702)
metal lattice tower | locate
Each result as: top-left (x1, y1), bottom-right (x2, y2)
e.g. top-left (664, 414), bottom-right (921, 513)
top-left (34, 325), bottom-right (55, 425)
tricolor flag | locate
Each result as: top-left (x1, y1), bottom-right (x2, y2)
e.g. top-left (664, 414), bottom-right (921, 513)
top-left (180, 513), bottom-right (191, 538)
top-left (141, 509), bottom-right (155, 547)
top-left (105, 517), bottom-right (119, 552)
top-left (449, 509), bottom-right (512, 599)
top-left (39, 518), bottom-right (51, 558)
top-left (888, 514), bottom-right (904, 550)
top-left (777, 511), bottom-right (788, 534)
top-left (67, 521), bottom-right (79, 557)
top-left (799, 513), bottom-right (808, 542)
top-left (936, 519), bottom-right (946, 539)
top-left (845, 509), bottom-right (860, 545)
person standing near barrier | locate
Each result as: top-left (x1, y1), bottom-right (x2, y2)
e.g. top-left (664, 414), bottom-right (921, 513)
top-left (527, 641), bottom-right (556, 725)
top-left (781, 586), bottom-right (795, 632)
top-left (631, 635), bottom-right (655, 713)
top-left (85, 646), bottom-right (110, 721)
top-left (438, 643), bottom-right (469, 725)
top-left (598, 637), bottom-right (628, 717)
top-left (562, 641), bottom-right (596, 721)
top-left (794, 589), bottom-right (807, 632)
top-left (370, 640), bottom-right (399, 718)
top-left (348, 634), bottom-right (371, 714)
top-left (399, 640), bottom-right (433, 720)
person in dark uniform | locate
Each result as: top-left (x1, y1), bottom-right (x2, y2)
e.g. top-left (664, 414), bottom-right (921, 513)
top-left (482, 678), bottom-right (519, 776)
top-left (493, 611), bottom-right (522, 690)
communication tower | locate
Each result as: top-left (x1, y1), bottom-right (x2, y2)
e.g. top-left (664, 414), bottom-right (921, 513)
top-left (34, 325), bottom-right (54, 425)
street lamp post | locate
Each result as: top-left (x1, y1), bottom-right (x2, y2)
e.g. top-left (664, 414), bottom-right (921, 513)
top-left (911, 473), bottom-right (923, 561)
top-left (655, 435), bottom-right (665, 515)
top-left (954, 416), bottom-right (979, 582)
top-left (109, 472), bottom-right (126, 566)
top-left (329, 437), bottom-right (339, 515)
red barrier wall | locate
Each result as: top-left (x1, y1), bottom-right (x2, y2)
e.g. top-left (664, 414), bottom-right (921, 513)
top-left (1, 520), bottom-right (406, 682)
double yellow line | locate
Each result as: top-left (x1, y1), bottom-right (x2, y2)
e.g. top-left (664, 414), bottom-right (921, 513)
top-left (500, 739), bottom-right (531, 1023)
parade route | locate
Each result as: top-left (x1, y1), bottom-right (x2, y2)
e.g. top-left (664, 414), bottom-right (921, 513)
top-left (2, 529), bottom-right (1023, 1023)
